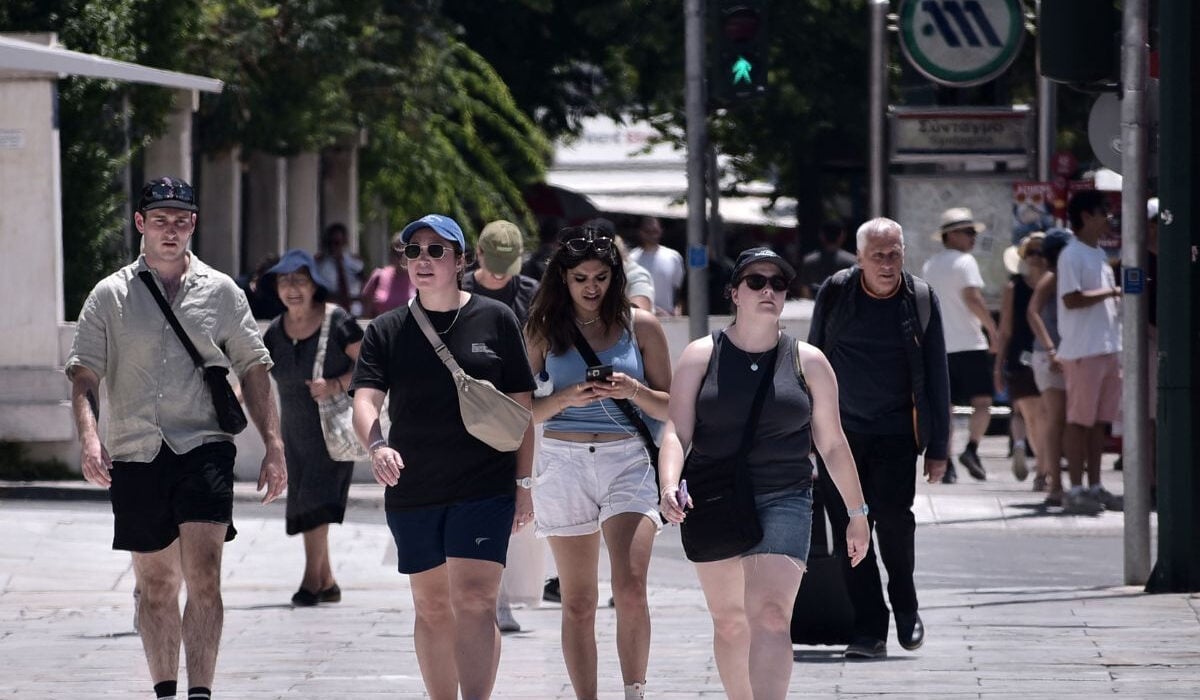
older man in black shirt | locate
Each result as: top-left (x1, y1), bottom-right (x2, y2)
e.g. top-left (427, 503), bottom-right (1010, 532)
top-left (808, 217), bottom-right (950, 660)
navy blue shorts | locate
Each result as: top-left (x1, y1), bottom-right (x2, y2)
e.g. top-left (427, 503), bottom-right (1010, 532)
top-left (109, 441), bottom-right (237, 553)
top-left (385, 494), bottom-right (515, 574)
top-left (741, 488), bottom-right (813, 563)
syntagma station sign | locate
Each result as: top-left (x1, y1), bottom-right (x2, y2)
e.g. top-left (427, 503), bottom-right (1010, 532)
top-left (898, 0), bottom-right (1025, 87)
top-left (889, 107), bottom-right (1033, 163)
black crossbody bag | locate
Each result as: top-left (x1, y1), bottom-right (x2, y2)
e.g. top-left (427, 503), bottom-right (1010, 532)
top-left (679, 334), bottom-right (777, 562)
top-left (570, 326), bottom-right (659, 470)
top-left (138, 271), bottom-right (248, 435)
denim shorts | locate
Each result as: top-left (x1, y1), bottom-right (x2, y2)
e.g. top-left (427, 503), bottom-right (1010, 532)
top-left (741, 488), bottom-right (813, 563)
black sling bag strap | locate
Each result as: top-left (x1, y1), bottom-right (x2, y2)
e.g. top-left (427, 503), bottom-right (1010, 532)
top-left (570, 325), bottom-right (659, 469)
top-left (138, 270), bottom-right (248, 434)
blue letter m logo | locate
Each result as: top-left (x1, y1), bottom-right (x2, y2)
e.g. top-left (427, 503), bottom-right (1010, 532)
top-left (921, 0), bottom-right (1003, 48)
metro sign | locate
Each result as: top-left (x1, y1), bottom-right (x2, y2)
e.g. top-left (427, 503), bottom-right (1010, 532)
top-left (898, 0), bottom-right (1025, 87)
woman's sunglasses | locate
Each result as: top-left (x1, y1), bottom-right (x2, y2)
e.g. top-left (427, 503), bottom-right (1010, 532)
top-left (739, 274), bottom-right (789, 292)
top-left (563, 233), bottom-right (613, 255)
top-left (399, 243), bottom-right (449, 260)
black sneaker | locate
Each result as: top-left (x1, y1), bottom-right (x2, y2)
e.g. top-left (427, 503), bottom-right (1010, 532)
top-left (844, 637), bottom-right (887, 659)
top-left (959, 448), bottom-right (987, 481)
top-left (941, 463), bottom-right (958, 484)
top-left (542, 577), bottom-right (561, 603)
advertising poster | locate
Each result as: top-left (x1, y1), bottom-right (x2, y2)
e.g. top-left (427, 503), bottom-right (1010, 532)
top-left (1011, 182), bottom-right (1057, 242)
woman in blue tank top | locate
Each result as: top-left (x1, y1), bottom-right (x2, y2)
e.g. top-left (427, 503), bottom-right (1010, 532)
top-left (525, 224), bottom-right (672, 700)
top-left (658, 247), bottom-right (870, 700)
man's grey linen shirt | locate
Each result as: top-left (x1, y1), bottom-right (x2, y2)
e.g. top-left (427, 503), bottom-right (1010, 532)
top-left (66, 254), bottom-right (272, 463)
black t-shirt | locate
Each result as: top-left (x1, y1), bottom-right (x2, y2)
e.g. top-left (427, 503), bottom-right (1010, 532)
top-left (461, 271), bottom-right (540, 327)
top-left (826, 285), bottom-right (913, 436)
top-left (350, 294), bottom-right (535, 510)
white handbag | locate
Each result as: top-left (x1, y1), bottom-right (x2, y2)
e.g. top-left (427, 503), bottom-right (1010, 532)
top-left (313, 304), bottom-right (370, 462)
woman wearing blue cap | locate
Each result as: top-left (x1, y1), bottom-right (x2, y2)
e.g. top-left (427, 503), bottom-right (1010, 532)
top-left (350, 215), bottom-right (536, 699)
top-left (658, 247), bottom-right (869, 700)
top-left (261, 249), bottom-right (364, 606)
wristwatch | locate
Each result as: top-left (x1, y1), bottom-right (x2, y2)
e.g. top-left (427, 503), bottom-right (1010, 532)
top-left (847, 504), bottom-right (870, 518)
top-left (515, 477), bottom-right (533, 490)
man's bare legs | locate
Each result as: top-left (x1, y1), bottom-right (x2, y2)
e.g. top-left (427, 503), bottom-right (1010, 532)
top-left (131, 522), bottom-right (227, 690)
top-left (178, 522), bottom-right (228, 689)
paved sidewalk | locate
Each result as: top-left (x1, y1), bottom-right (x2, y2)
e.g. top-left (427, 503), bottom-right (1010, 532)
top-left (2, 436), bottom-right (1198, 697)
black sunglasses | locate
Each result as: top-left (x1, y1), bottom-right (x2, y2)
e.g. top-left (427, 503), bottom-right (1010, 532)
top-left (1024, 249), bottom-right (1045, 258)
top-left (739, 274), bottom-right (789, 292)
top-left (144, 181), bottom-right (195, 204)
top-left (563, 229), bottom-right (614, 255)
top-left (401, 243), bottom-right (449, 260)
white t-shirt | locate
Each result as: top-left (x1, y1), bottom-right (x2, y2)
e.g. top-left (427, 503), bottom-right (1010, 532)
top-left (629, 245), bottom-right (684, 314)
top-left (1055, 239), bottom-right (1121, 360)
top-left (922, 249), bottom-right (987, 353)
top-left (624, 259), bottom-right (656, 306)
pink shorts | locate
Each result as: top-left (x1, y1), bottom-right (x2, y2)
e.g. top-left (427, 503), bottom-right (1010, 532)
top-left (1062, 353), bottom-right (1121, 427)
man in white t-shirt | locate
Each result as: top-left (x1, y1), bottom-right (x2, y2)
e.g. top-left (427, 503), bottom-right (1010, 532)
top-left (922, 208), bottom-right (1000, 483)
top-left (1056, 190), bottom-right (1124, 515)
top-left (629, 216), bottom-right (684, 316)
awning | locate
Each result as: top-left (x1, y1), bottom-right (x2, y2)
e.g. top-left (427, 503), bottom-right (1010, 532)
top-left (546, 115), bottom-right (796, 227)
top-left (0, 34), bottom-right (222, 92)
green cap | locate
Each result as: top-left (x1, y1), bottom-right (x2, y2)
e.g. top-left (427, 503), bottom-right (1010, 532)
top-left (478, 220), bottom-right (524, 277)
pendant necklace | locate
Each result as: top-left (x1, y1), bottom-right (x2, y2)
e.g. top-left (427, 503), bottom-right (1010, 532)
top-left (576, 316), bottom-right (600, 327)
top-left (436, 305), bottom-right (462, 335)
top-left (745, 349), bottom-right (769, 372)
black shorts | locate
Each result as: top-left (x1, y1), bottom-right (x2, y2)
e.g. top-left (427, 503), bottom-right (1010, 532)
top-left (947, 350), bottom-right (993, 405)
top-left (385, 494), bottom-right (515, 574)
top-left (109, 441), bottom-right (238, 552)
top-left (1005, 366), bottom-right (1041, 401)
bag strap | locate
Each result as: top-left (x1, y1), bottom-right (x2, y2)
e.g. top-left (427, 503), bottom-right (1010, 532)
top-left (913, 276), bottom-right (932, 335)
top-left (791, 337), bottom-right (812, 399)
top-left (312, 304), bottom-right (334, 381)
top-left (736, 338), bottom-right (778, 460)
top-left (570, 325), bottom-right (658, 464)
top-left (408, 297), bottom-right (466, 376)
top-left (138, 270), bottom-right (205, 369)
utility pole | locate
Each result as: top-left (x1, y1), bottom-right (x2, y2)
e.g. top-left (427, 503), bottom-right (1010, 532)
top-left (868, 0), bottom-right (888, 218)
top-left (1035, 2), bottom-right (1056, 182)
top-left (685, 0), bottom-right (709, 339)
top-left (1119, 0), bottom-right (1151, 586)
top-left (1147, 0), bottom-right (1200, 593)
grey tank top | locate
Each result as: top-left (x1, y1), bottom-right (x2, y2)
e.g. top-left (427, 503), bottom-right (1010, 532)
top-left (683, 331), bottom-right (813, 494)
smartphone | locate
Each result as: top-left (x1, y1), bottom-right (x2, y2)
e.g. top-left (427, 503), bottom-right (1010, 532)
top-left (676, 479), bottom-right (689, 510)
top-left (586, 364), bottom-right (614, 382)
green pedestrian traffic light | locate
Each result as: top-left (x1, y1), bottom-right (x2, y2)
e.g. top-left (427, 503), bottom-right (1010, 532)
top-left (710, 0), bottom-right (768, 105)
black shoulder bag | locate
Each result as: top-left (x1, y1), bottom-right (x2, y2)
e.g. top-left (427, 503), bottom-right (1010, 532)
top-left (138, 271), bottom-right (248, 434)
top-left (571, 326), bottom-right (659, 469)
top-left (679, 335), bottom-right (777, 562)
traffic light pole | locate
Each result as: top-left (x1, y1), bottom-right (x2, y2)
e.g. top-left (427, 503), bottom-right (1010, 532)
top-left (1147, 0), bottom-right (1200, 593)
top-left (685, 0), bottom-right (709, 340)
top-left (868, 0), bottom-right (888, 218)
top-left (1119, 0), bottom-right (1151, 586)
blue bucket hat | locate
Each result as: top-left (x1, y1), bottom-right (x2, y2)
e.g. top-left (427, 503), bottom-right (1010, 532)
top-left (399, 214), bottom-right (467, 250)
top-left (265, 249), bottom-right (333, 292)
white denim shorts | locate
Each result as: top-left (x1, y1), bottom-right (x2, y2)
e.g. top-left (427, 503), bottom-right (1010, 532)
top-left (533, 436), bottom-right (662, 537)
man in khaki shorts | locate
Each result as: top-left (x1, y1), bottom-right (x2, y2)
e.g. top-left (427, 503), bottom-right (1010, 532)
top-left (1056, 190), bottom-right (1124, 515)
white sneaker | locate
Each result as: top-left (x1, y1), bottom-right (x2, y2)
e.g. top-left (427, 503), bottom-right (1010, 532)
top-left (624, 682), bottom-right (646, 700)
top-left (496, 602), bottom-right (521, 632)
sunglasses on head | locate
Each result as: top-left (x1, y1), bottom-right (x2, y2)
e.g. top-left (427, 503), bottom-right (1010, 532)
top-left (739, 274), bottom-right (789, 292)
top-left (563, 228), bottom-right (614, 255)
top-left (144, 181), bottom-right (195, 204)
top-left (400, 243), bottom-right (450, 260)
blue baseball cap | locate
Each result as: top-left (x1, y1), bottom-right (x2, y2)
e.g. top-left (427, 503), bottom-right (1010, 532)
top-left (399, 214), bottom-right (467, 249)
top-left (264, 249), bottom-right (332, 292)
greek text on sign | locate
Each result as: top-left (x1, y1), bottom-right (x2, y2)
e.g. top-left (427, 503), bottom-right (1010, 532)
top-left (898, 0), bottom-right (1024, 87)
top-left (0, 129), bottom-right (26, 150)
top-left (891, 108), bottom-right (1032, 161)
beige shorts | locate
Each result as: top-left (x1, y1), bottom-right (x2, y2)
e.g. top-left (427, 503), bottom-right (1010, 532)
top-left (1062, 353), bottom-right (1121, 427)
top-left (532, 436), bottom-right (662, 538)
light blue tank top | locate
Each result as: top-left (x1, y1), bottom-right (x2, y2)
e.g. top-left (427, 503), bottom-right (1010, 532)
top-left (543, 327), bottom-right (660, 436)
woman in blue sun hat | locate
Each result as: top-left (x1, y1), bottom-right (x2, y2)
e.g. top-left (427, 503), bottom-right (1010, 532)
top-left (261, 249), bottom-right (363, 607)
